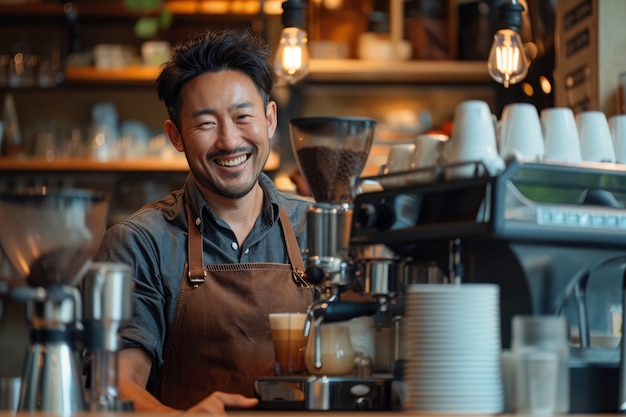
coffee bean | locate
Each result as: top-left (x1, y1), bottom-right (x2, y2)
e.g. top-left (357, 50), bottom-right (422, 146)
top-left (297, 146), bottom-right (368, 203)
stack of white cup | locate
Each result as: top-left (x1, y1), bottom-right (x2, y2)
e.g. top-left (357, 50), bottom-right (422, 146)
top-left (402, 283), bottom-right (503, 413)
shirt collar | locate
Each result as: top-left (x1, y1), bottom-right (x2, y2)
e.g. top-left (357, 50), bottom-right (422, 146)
top-left (183, 172), bottom-right (281, 227)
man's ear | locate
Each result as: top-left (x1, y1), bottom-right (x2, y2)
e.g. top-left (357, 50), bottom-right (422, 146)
top-left (266, 101), bottom-right (278, 140)
top-left (165, 120), bottom-right (184, 152)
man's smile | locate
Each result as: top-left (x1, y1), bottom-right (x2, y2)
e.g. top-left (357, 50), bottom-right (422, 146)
top-left (214, 154), bottom-right (250, 167)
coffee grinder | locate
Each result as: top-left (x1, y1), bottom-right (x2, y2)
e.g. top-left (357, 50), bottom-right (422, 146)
top-left (82, 261), bottom-right (134, 411)
top-left (255, 116), bottom-right (395, 410)
top-left (0, 188), bottom-right (130, 414)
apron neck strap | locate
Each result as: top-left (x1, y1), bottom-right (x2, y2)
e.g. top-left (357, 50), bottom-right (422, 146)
top-left (187, 204), bottom-right (306, 283)
top-left (187, 205), bottom-right (207, 284)
top-left (278, 205), bottom-right (306, 275)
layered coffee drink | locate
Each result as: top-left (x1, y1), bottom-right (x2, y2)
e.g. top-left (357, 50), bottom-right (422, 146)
top-left (269, 313), bottom-right (308, 375)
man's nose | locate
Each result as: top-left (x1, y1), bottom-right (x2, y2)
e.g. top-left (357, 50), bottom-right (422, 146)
top-left (215, 121), bottom-right (239, 149)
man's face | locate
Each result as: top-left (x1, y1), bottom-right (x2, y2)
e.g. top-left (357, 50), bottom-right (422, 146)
top-left (166, 70), bottom-right (276, 199)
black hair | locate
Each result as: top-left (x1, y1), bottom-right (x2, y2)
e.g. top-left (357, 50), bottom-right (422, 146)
top-left (156, 28), bottom-right (274, 129)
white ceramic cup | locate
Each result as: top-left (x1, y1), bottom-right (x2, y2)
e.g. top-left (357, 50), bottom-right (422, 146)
top-left (609, 114), bottom-right (626, 164)
top-left (540, 107), bottom-right (582, 163)
top-left (407, 133), bottom-right (448, 182)
top-left (576, 110), bottom-right (615, 163)
top-left (386, 143), bottom-right (416, 173)
top-left (499, 103), bottom-right (545, 162)
top-left (442, 100), bottom-right (504, 179)
top-left (380, 143), bottom-right (416, 187)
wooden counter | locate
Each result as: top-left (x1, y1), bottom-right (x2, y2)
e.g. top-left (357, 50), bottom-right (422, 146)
top-left (0, 413), bottom-right (606, 417)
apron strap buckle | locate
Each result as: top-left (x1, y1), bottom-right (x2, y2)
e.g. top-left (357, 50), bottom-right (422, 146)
top-left (188, 268), bottom-right (207, 286)
top-left (292, 269), bottom-right (309, 288)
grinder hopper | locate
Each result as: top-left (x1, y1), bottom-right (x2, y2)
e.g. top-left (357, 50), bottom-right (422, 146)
top-left (289, 117), bottom-right (376, 291)
top-left (289, 117), bottom-right (376, 204)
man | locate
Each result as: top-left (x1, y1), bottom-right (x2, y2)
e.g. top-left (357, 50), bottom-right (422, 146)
top-left (94, 28), bottom-right (314, 414)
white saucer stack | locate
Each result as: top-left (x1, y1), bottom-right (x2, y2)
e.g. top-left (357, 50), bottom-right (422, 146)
top-left (403, 283), bottom-right (503, 414)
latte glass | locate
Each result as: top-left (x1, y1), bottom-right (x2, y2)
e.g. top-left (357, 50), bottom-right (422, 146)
top-left (268, 313), bottom-right (308, 375)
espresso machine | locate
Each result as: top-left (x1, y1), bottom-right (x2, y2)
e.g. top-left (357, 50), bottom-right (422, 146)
top-left (350, 157), bottom-right (626, 413)
top-left (255, 116), bottom-right (401, 410)
top-left (0, 188), bottom-right (133, 414)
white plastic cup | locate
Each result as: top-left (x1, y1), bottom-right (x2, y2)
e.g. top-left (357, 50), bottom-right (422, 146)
top-left (576, 111), bottom-right (615, 163)
top-left (511, 315), bottom-right (569, 414)
top-left (0, 377), bottom-right (21, 412)
top-left (609, 114), bottom-right (626, 164)
top-left (540, 107), bottom-right (582, 163)
top-left (515, 350), bottom-right (559, 416)
top-left (499, 103), bottom-right (545, 162)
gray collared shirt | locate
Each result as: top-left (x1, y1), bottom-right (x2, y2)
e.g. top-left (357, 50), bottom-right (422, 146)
top-left (94, 172), bottom-right (312, 387)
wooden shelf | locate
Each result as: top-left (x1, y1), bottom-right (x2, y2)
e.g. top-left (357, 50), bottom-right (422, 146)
top-left (0, 1), bottom-right (271, 18)
top-left (0, 151), bottom-right (280, 173)
top-left (0, 157), bottom-right (190, 173)
top-left (65, 66), bottom-right (161, 84)
top-left (307, 59), bottom-right (491, 83)
top-left (65, 59), bottom-right (491, 85)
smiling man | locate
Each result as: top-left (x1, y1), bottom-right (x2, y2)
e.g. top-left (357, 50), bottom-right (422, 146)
top-left (94, 29), bottom-right (314, 414)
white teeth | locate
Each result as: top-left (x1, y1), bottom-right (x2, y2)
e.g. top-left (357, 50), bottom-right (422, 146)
top-left (216, 155), bottom-right (247, 167)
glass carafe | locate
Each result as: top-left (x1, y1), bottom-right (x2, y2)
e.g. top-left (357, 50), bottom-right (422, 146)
top-left (305, 322), bottom-right (355, 376)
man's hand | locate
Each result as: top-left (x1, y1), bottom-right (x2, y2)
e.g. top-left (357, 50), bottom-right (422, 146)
top-left (187, 391), bottom-right (259, 415)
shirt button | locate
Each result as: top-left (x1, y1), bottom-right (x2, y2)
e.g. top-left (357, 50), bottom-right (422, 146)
top-left (244, 248), bottom-right (249, 254)
top-left (231, 242), bottom-right (238, 250)
top-left (195, 217), bottom-right (201, 226)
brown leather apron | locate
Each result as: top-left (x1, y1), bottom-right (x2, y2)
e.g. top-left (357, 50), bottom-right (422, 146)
top-left (154, 205), bottom-right (313, 409)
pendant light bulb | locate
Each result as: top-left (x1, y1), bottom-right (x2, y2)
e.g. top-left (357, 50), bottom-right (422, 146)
top-left (488, 29), bottom-right (528, 88)
top-left (274, 0), bottom-right (310, 85)
top-left (274, 27), bottom-right (310, 85)
top-left (487, 0), bottom-right (529, 88)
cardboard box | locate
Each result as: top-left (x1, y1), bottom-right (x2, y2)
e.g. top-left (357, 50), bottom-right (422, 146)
top-left (554, 0), bottom-right (626, 116)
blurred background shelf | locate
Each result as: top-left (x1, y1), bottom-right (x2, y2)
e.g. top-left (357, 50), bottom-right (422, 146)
top-left (0, 156), bottom-right (189, 173)
top-left (0, 151), bottom-right (279, 172)
top-left (65, 66), bottom-right (161, 84)
top-left (307, 59), bottom-right (490, 83)
top-left (65, 59), bottom-right (490, 85)
top-left (0, 1), bottom-right (270, 18)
